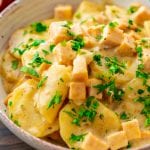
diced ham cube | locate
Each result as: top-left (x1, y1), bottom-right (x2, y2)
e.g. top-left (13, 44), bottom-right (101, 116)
top-left (87, 78), bottom-right (102, 100)
top-left (54, 42), bottom-right (76, 65)
top-left (72, 55), bottom-right (88, 81)
top-left (107, 131), bottom-right (128, 150)
top-left (133, 6), bottom-right (150, 25)
top-left (122, 119), bottom-right (141, 140)
top-left (49, 21), bottom-right (71, 44)
top-left (81, 132), bottom-right (109, 150)
top-left (143, 48), bottom-right (150, 73)
top-left (69, 82), bottom-right (86, 105)
top-left (115, 34), bottom-right (136, 57)
top-left (54, 5), bottom-right (73, 20)
top-left (100, 25), bottom-right (124, 49)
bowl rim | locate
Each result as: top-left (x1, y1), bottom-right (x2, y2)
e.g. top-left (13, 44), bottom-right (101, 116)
top-left (0, 0), bottom-right (150, 150)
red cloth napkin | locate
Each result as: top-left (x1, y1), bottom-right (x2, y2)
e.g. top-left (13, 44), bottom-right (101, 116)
top-left (0, 0), bottom-right (14, 12)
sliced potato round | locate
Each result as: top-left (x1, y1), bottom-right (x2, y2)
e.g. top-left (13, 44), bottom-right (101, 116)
top-left (7, 79), bottom-right (58, 137)
top-left (34, 64), bottom-right (71, 124)
top-left (59, 99), bottom-right (121, 149)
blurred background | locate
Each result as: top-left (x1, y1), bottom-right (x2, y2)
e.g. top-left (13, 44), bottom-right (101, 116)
top-left (0, 0), bottom-right (14, 12)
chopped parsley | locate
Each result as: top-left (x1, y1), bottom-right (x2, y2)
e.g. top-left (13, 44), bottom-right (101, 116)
top-left (62, 21), bottom-right (72, 29)
top-left (135, 28), bottom-right (142, 33)
top-left (61, 40), bottom-right (67, 46)
top-left (14, 120), bottom-right (21, 127)
top-left (128, 19), bottom-right (133, 25)
top-left (137, 89), bottom-right (144, 95)
top-left (75, 13), bottom-right (81, 19)
top-left (71, 36), bottom-right (85, 51)
top-left (20, 66), bottom-right (39, 78)
top-left (11, 60), bottom-right (19, 70)
top-left (136, 46), bottom-right (143, 59)
top-left (93, 54), bottom-right (102, 66)
top-left (128, 6), bottom-right (138, 14)
top-left (37, 76), bottom-right (48, 89)
top-left (49, 44), bottom-right (56, 52)
top-left (31, 39), bottom-right (45, 47)
top-left (145, 117), bottom-right (150, 127)
top-left (13, 47), bottom-right (26, 55)
top-left (67, 30), bottom-right (75, 37)
top-left (47, 91), bottom-right (62, 109)
top-left (69, 133), bottom-right (86, 143)
top-left (109, 21), bottom-right (118, 28)
top-left (29, 52), bottom-right (52, 68)
top-left (135, 96), bottom-right (150, 127)
top-left (126, 142), bottom-right (132, 148)
top-left (31, 22), bottom-right (47, 33)
top-left (8, 101), bottom-right (13, 107)
top-left (42, 49), bottom-right (49, 56)
top-left (120, 112), bottom-right (129, 120)
top-left (94, 80), bottom-right (124, 101)
top-left (105, 57), bottom-right (126, 75)
top-left (59, 78), bottom-right (64, 82)
top-left (64, 97), bottom-right (99, 126)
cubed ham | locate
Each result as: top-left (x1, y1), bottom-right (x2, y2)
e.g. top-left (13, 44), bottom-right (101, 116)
top-left (72, 55), bottom-right (88, 81)
top-left (115, 34), bottom-right (136, 57)
top-left (69, 82), bottom-right (86, 105)
top-left (54, 5), bottom-right (73, 20)
top-left (54, 42), bottom-right (76, 65)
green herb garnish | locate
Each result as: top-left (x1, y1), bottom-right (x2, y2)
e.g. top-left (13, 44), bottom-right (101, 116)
top-left (13, 47), bottom-right (26, 55)
top-left (94, 80), bottom-right (124, 101)
top-left (93, 54), bottom-right (102, 66)
top-left (120, 112), bottom-right (129, 120)
top-left (47, 91), bottom-right (62, 109)
top-left (128, 6), bottom-right (138, 14)
top-left (109, 21), bottom-right (118, 28)
top-left (71, 36), bottom-right (85, 51)
top-left (128, 19), bottom-right (133, 25)
top-left (20, 66), bottom-right (39, 77)
top-left (31, 22), bottom-right (47, 33)
top-left (8, 101), bottom-right (13, 107)
top-left (69, 133), bottom-right (86, 143)
top-left (49, 44), bottom-right (56, 52)
top-left (11, 60), bottom-right (19, 70)
top-left (29, 52), bottom-right (52, 68)
top-left (31, 39), bottom-right (45, 47)
top-left (105, 57), bottom-right (126, 75)
top-left (37, 76), bottom-right (48, 89)
top-left (64, 97), bottom-right (99, 126)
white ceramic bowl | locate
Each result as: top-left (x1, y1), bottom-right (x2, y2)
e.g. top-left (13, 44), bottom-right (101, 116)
top-left (0, 0), bottom-right (150, 149)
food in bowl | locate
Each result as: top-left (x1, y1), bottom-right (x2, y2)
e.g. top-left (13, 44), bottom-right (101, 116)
top-left (0, 1), bottom-right (150, 149)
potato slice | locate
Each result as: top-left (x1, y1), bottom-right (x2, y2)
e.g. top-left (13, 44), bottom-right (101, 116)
top-left (9, 19), bottom-right (54, 59)
top-left (59, 99), bottom-right (121, 149)
top-left (7, 79), bottom-right (58, 137)
top-left (34, 64), bottom-right (71, 124)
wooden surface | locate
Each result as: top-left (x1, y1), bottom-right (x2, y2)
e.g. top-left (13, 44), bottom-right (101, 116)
top-left (0, 121), bottom-right (34, 150)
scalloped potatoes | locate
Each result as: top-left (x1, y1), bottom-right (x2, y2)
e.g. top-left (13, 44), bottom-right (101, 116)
top-left (1, 1), bottom-right (150, 149)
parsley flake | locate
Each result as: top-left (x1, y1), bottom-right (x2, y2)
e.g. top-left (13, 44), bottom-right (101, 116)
top-left (11, 60), bottom-right (19, 70)
top-left (109, 21), bottom-right (118, 28)
top-left (93, 54), bottom-right (102, 66)
top-left (31, 22), bottom-right (47, 33)
top-left (37, 76), bottom-right (48, 89)
top-left (20, 66), bottom-right (39, 77)
top-left (47, 92), bottom-right (62, 109)
top-left (69, 133), bottom-right (86, 143)
top-left (49, 44), bottom-right (56, 52)
top-left (105, 57), bottom-right (126, 75)
top-left (71, 36), bottom-right (85, 51)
